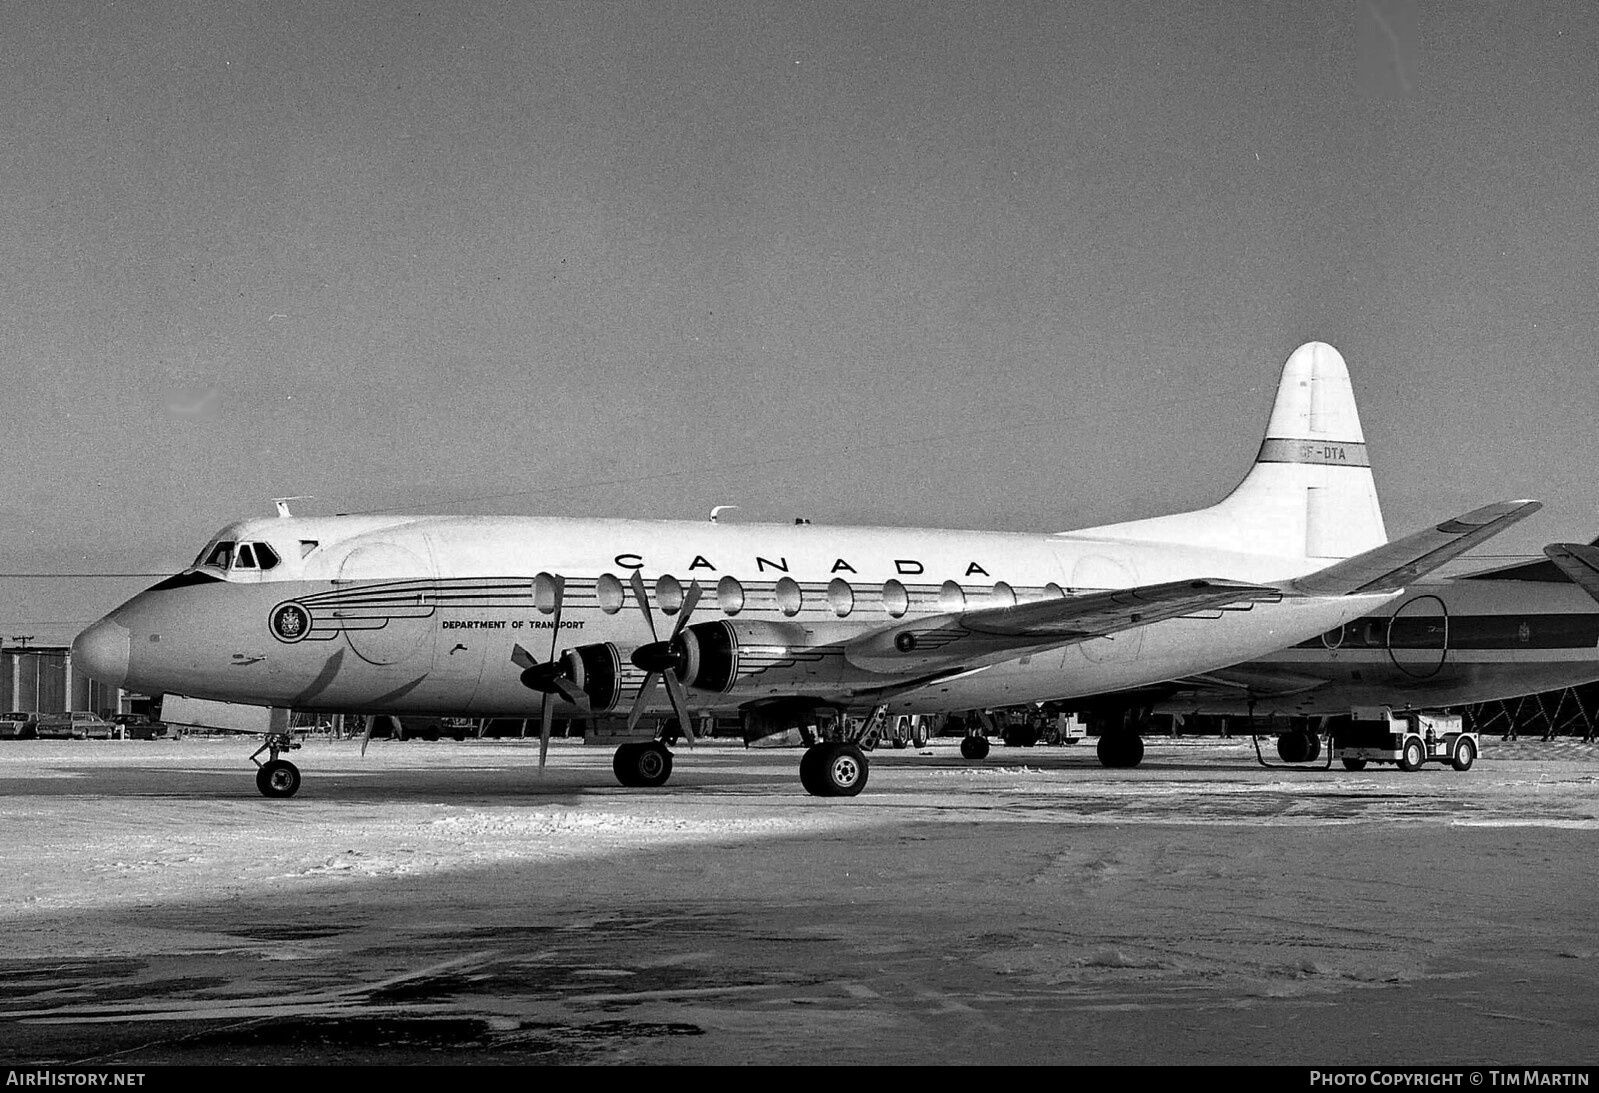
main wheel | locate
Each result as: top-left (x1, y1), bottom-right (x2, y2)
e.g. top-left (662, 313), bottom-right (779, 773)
top-left (256, 759), bottom-right (301, 799)
top-left (960, 735), bottom-right (990, 760)
top-left (1341, 757), bottom-right (1368, 771)
top-left (613, 741), bottom-right (673, 787)
top-left (799, 744), bottom-right (826, 794)
top-left (1451, 737), bottom-right (1476, 772)
top-left (1097, 733), bottom-right (1145, 769)
top-left (803, 743), bottom-right (869, 798)
top-left (1399, 738), bottom-right (1425, 772)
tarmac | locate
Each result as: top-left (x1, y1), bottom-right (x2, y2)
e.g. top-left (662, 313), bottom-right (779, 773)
top-left (2, 735), bottom-right (1597, 1066)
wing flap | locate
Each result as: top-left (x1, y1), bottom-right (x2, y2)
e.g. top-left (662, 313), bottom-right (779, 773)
top-left (844, 579), bottom-right (1282, 674)
top-left (1290, 500), bottom-right (1541, 596)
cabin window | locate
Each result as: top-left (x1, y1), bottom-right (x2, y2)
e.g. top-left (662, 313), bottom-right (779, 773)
top-left (596, 573), bottom-right (624, 614)
top-left (533, 572), bottom-right (561, 613)
top-left (881, 579), bottom-right (909, 618)
top-left (827, 578), bottom-right (854, 617)
top-left (775, 577), bottom-right (803, 617)
top-left (939, 580), bottom-right (966, 613)
top-left (991, 581), bottom-right (1016, 607)
top-left (656, 574), bottom-right (684, 615)
top-left (298, 540), bottom-right (318, 559)
top-left (717, 575), bottom-right (744, 615)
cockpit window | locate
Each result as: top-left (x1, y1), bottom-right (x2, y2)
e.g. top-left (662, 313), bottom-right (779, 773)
top-left (256, 543), bottom-right (280, 570)
top-left (203, 541), bottom-right (236, 569)
top-left (236, 544), bottom-right (258, 569)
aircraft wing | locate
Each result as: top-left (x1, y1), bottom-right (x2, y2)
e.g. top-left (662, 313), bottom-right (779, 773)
top-left (1289, 500), bottom-right (1542, 596)
top-left (844, 579), bottom-right (1282, 674)
top-left (1167, 665), bottom-right (1334, 698)
top-left (1544, 543), bottom-right (1599, 606)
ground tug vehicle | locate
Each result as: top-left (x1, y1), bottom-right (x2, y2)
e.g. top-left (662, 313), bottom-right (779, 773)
top-left (1331, 708), bottom-right (1478, 772)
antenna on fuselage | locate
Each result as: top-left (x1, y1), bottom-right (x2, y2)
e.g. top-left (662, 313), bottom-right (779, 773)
top-left (272, 496), bottom-right (313, 518)
top-left (710, 505), bottom-right (739, 524)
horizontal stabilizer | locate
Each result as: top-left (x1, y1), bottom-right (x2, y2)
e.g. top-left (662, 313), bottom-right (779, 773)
top-left (1543, 543), bottom-right (1599, 607)
top-left (846, 579), bottom-right (1281, 674)
top-left (1289, 500), bottom-right (1541, 596)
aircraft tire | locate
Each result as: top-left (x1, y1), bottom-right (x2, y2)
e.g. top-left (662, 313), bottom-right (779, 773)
top-left (960, 735), bottom-right (990, 761)
top-left (1399, 738), bottom-right (1425, 772)
top-left (1277, 732), bottom-right (1311, 763)
top-left (1097, 732), bottom-right (1144, 769)
top-left (803, 743), bottom-right (868, 798)
top-left (256, 759), bottom-right (301, 799)
top-left (1341, 757), bottom-right (1368, 771)
top-left (614, 742), bottom-right (672, 788)
top-left (1451, 738), bottom-right (1476, 772)
top-left (1306, 733), bottom-right (1322, 762)
top-left (799, 744), bottom-right (826, 794)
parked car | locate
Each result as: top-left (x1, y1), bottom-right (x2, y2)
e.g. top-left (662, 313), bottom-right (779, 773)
top-left (111, 713), bottom-right (172, 740)
top-left (0, 712), bottom-right (39, 740)
top-left (35, 712), bottom-right (116, 740)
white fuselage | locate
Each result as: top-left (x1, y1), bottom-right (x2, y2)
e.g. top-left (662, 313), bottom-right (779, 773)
top-left (76, 513), bottom-right (1392, 721)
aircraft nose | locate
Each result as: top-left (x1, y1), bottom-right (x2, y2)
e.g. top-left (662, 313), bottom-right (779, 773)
top-left (72, 617), bottom-right (131, 689)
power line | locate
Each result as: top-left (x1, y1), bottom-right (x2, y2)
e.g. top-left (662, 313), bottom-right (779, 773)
top-left (0, 573), bottom-right (168, 579)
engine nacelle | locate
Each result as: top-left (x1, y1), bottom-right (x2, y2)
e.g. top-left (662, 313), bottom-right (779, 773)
top-left (561, 642), bottom-right (623, 713)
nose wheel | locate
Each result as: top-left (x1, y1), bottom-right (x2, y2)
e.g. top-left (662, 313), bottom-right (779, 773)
top-left (256, 758), bottom-right (302, 798)
top-left (250, 732), bottom-right (304, 798)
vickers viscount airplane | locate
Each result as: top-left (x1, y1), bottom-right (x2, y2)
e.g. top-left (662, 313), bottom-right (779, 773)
top-left (72, 342), bottom-right (1538, 798)
top-left (1105, 541), bottom-right (1599, 762)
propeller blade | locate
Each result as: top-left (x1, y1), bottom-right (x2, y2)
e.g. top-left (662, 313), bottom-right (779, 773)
top-left (627, 671), bottom-right (660, 732)
top-left (661, 669), bottom-right (698, 746)
top-left (539, 690), bottom-right (554, 768)
top-left (629, 569), bottom-right (660, 642)
top-left (360, 714), bottom-right (375, 758)
top-left (545, 574), bottom-right (566, 660)
top-left (510, 643), bottom-right (538, 671)
top-left (551, 675), bottom-right (592, 713)
top-left (668, 580), bottom-right (702, 641)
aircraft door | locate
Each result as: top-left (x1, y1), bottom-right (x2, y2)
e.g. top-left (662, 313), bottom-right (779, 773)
top-left (334, 542), bottom-right (435, 667)
top-left (1070, 555), bottom-right (1144, 663)
top-left (1386, 595), bottom-right (1449, 679)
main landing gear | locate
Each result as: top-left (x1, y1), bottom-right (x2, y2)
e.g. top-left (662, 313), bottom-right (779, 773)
top-left (799, 741), bottom-right (869, 797)
top-left (1096, 731), bottom-right (1145, 768)
top-left (612, 740), bottom-right (674, 787)
top-left (250, 732), bottom-right (303, 799)
top-left (1095, 707), bottom-right (1150, 769)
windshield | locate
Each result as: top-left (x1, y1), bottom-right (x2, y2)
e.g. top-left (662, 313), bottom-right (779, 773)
top-left (193, 539), bottom-right (282, 573)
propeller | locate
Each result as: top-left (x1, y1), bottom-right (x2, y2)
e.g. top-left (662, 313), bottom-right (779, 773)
top-left (510, 573), bottom-right (591, 768)
top-left (625, 569), bottom-right (703, 744)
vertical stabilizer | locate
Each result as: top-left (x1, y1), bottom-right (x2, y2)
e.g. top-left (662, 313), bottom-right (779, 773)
top-left (1083, 342), bottom-right (1388, 560)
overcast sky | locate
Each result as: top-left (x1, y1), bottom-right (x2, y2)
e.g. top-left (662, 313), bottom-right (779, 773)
top-left (4, 1), bottom-right (1596, 644)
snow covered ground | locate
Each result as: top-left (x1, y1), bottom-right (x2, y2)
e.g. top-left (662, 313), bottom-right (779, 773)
top-left (2, 736), bottom-right (1597, 1064)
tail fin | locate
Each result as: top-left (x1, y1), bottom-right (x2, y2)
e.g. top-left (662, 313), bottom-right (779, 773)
top-left (1086, 341), bottom-right (1388, 560)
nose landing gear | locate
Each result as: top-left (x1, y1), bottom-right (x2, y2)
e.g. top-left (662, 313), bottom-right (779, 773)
top-left (250, 732), bottom-right (303, 798)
